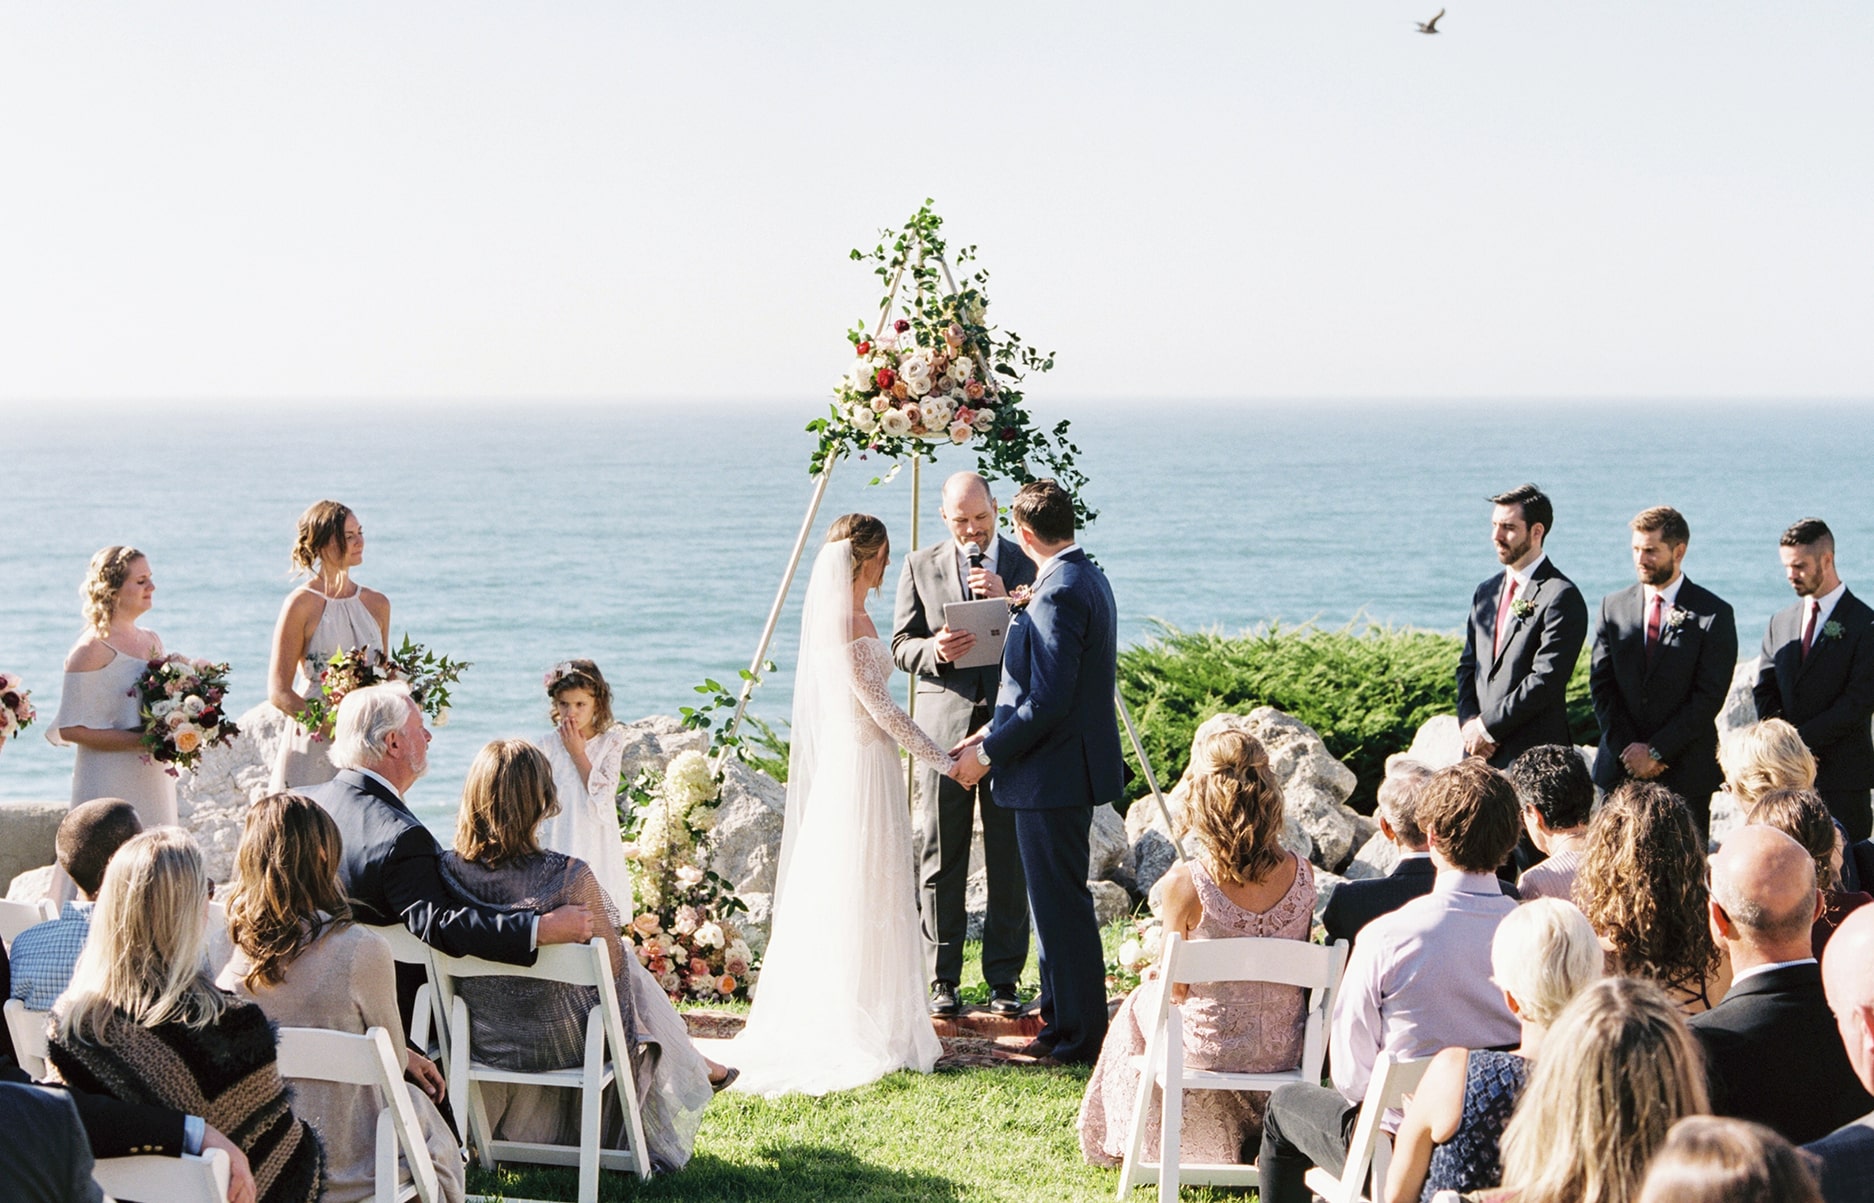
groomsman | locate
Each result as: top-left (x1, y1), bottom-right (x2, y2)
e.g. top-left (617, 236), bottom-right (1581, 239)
top-left (1457, 484), bottom-right (1590, 769)
top-left (892, 472), bottom-right (1034, 1019)
top-left (1588, 506), bottom-right (1738, 835)
top-left (1753, 519), bottom-right (1874, 840)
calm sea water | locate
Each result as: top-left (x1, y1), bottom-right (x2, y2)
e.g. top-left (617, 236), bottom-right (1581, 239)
top-left (7, 399), bottom-right (1872, 834)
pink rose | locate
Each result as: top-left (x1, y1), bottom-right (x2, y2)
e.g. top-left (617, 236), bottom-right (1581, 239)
top-left (945, 323), bottom-right (966, 347)
top-left (964, 380), bottom-right (985, 401)
top-left (631, 912), bottom-right (662, 937)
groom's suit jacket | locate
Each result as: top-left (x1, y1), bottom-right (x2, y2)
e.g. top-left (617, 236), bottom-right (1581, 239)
top-left (892, 533), bottom-right (1036, 746)
top-left (1754, 590), bottom-right (1874, 796)
top-left (1588, 578), bottom-right (1737, 812)
top-left (1456, 558), bottom-right (1589, 769)
top-left (982, 548), bottom-right (1124, 808)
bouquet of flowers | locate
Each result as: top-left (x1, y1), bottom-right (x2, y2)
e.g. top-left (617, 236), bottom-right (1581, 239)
top-left (293, 635), bottom-right (470, 737)
top-left (620, 750), bottom-right (758, 1002)
top-left (135, 656), bottom-right (238, 774)
top-left (1106, 914), bottom-right (1165, 997)
top-left (0, 673), bottom-right (36, 740)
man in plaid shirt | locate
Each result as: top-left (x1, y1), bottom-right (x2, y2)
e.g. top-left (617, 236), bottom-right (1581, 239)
top-left (9, 800), bottom-right (143, 1011)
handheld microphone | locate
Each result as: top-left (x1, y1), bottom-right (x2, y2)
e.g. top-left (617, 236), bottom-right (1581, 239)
top-left (964, 541), bottom-right (983, 600)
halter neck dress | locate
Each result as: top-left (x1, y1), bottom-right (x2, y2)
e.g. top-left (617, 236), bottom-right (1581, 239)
top-left (271, 589), bottom-right (384, 791)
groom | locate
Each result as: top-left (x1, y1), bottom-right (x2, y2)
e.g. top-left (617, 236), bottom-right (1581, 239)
top-left (955, 479), bottom-right (1123, 1066)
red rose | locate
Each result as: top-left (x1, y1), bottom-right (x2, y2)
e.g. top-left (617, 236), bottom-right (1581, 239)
top-left (894, 319), bottom-right (910, 333)
top-left (856, 341), bottom-right (871, 356)
top-left (1000, 427), bottom-right (1017, 441)
top-left (875, 367), bottom-right (895, 390)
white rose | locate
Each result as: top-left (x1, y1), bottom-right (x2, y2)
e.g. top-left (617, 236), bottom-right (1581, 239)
top-left (879, 408), bottom-right (912, 437)
top-left (852, 406), bottom-right (879, 433)
top-left (693, 921), bottom-right (726, 950)
top-left (922, 400), bottom-right (951, 429)
top-left (1117, 938), bottom-right (1142, 970)
top-left (947, 387), bottom-right (967, 409)
top-left (181, 695), bottom-right (206, 717)
top-left (950, 358), bottom-right (973, 384)
top-left (948, 422), bottom-right (972, 445)
top-left (848, 358), bottom-right (876, 392)
top-left (972, 407), bottom-right (996, 431)
top-left (151, 699), bottom-right (178, 719)
top-left (898, 355), bottom-right (933, 394)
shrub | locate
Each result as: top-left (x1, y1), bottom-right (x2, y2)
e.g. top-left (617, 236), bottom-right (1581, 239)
top-left (1117, 621), bottom-right (1596, 814)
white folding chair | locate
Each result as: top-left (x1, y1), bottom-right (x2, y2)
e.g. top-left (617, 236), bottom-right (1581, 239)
top-left (1303, 1052), bottom-right (1434, 1203)
top-left (0, 896), bottom-right (56, 946)
top-left (368, 924), bottom-right (446, 1059)
top-left (431, 938), bottom-right (651, 1203)
top-left (275, 1025), bottom-right (444, 1203)
top-left (1116, 933), bottom-right (1349, 1199)
top-left (5, 998), bottom-right (50, 1079)
top-left (93, 1147), bottom-right (230, 1203)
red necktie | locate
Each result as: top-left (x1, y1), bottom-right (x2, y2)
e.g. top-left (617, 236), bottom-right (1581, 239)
top-left (1646, 594), bottom-right (1664, 665)
top-left (1802, 598), bottom-right (1821, 660)
top-left (1494, 577), bottom-right (1519, 657)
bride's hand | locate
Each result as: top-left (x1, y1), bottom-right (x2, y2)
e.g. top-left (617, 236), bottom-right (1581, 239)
top-left (558, 714), bottom-right (587, 756)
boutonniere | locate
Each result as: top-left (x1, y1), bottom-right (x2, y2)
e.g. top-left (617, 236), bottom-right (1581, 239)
top-left (1008, 585), bottom-right (1033, 613)
top-left (1509, 598), bottom-right (1536, 620)
top-left (1823, 620), bottom-right (1845, 641)
top-left (1664, 607), bottom-right (1690, 631)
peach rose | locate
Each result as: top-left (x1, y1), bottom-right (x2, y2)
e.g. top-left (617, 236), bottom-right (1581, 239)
top-left (717, 974), bottom-right (738, 995)
top-left (172, 726), bottom-right (203, 755)
top-left (631, 912), bottom-right (662, 937)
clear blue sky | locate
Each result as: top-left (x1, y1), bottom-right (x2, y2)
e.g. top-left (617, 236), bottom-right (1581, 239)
top-left (3, 2), bottom-right (1869, 405)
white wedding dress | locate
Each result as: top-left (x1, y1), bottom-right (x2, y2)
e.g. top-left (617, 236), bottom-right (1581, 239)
top-left (725, 539), bottom-right (950, 1096)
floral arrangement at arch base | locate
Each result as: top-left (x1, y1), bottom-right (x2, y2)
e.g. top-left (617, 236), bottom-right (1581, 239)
top-left (808, 200), bottom-right (1096, 523)
top-left (619, 749), bottom-right (758, 1003)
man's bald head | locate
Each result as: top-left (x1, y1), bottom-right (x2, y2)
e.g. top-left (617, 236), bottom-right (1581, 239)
top-left (1823, 906), bottom-right (1874, 1090)
top-left (942, 472), bottom-right (993, 512)
top-left (939, 472), bottom-right (997, 548)
top-left (1710, 824), bottom-right (1823, 953)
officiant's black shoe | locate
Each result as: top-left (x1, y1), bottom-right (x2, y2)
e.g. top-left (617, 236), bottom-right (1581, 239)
top-left (1016, 1037), bottom-right (1057, 1060)
top-left (928, 981), bottom-right (961, 1018)
top-left (987, 984), bottom-right (1022, 1017)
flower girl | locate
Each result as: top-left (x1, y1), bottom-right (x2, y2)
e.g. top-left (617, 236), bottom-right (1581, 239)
top-left (532, 660), bottom-right (633, 915)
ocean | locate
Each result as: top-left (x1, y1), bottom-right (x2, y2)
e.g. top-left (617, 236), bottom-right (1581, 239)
top-left (8, 398), bottom-right (1873, 834)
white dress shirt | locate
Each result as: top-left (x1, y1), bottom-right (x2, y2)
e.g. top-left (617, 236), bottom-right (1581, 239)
top-left (1806, 580), bottom-right (1849, 638)
top-left (956, 536), bottom-right (999, 598)
top-left (1729, 956), bottom-right (1818, 989)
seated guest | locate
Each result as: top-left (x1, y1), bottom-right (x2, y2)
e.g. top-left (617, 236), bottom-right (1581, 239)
top-left (1575, 781), bottom-right (1731, 1013)
top-left (1720, 717), bottom-right (1818, 811)
top-left (1692, 825), bottom-right (1872, 1145)
top-left (1747, 787), bottom-right (1873, 956)
top-left (1256, 759), bottom-right (1523, 1203)
top-left (0, 1082), bottom-right (102, 1203)
top-left (1325, 758), bottom-right (1515, 949)
top-left (304, 683), bottom-right (593, 1026)
top-left (1385, 898), bottom-right (1603, 1203)
top-left (8, 799), bottom-right (142, 1010)
top-left (1473, 977), bottom-right (1709, 1203)
top-left (217, 793), bottom-right (465, 1203)
top-left (44, 829), bottom-right (322, 1203)
top-left (1804, 906), bottom-right (1874, 1203)
top-left (1505, 745), bottom-right (1594, 903)
top-left (1079, 727), bottom-right (1316, 1168)
top-left (1639, 1116), bottom-right (1824, 1203)
top-left (441, 740), bottom-right (725, 1172)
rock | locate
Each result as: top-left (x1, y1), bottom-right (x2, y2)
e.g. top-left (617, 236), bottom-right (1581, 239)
top-left (1403, 715), bottom-right (1464, 769)
top-left (0, 800), bottom-right (66, 891)
top-left (7, 865), bottom-right (55, 904)
top-left (1718, 657), bottom-right (1760, 740)
top-left (616, 716), bottom-right (710, 783)
top-left (1343, 831), bottom-right (1402, 881)
top-left (705, 758), bottom-right (788, 904)
top-left (1708, 788), bottom-right (1744, 849)
top-left (1089, 803), bottom-right (1130, 888)
top-left (1234, 709), bottom-right (1362, 871)
top-left (734, 892), bottom-right (773, 960)
top-left (1312, 869), bottom-right (1347, 937)
top-left (1090, 879), bottom-right (1134, 928)
top-left (174, 702), bottom-right (300, 882)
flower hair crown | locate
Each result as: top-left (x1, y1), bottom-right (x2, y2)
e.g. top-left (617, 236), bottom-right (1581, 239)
top-left (544, 661), bottom-right (580, 689)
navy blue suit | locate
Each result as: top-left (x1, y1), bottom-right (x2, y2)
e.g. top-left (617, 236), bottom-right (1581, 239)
top-left (982, 546), bottom-right (1123, 1063)
top-left (1754, 590), bottom-right (1874, 840)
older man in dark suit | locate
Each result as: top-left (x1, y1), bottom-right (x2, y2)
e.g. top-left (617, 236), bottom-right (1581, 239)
top-left (1589, 506), bottom-right (1738, 836)
top-left (1692, 825), bottom-right (1872, 1145)
top-left (1806, 905), bottom-right (1874, 1202)
top-left (1456, 484), bottom-right (1590, 770)
top-left (1754, 518), bottom-right (1874, 841)
top-left (955, 480), bottom-right (1123, 1066)
top-left (305, 683), bottom-right (593, 1026)
top-left (892, 471), bottom-right (1035, 1019)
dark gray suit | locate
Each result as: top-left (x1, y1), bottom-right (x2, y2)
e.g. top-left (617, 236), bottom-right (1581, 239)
top-left (892, 534), bottom-right (1033, 988)
top-left (1456, 557), bottom-right (1590, 769)
top-left (1754, 589), bottom-right (1874, 840)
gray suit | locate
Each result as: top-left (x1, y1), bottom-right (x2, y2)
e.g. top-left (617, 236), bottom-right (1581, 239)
top-left (892, 533), bottom-right (1034, 988)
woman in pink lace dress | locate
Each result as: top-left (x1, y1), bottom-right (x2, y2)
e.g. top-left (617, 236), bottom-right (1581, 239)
top-left (1079, 724), bottom-right (1316, 1168)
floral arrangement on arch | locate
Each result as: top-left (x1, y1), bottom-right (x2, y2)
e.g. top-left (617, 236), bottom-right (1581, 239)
top-left (619, 749), bottom-right (758, 1003)
top-left (0, 673), bottom-right (36, 740)
top-left (292, 636), bottom-right (470, 738)
top-left (135, 655), bottom-right (239, 774)
top-left (808, 200), bottom-right (1096, 522)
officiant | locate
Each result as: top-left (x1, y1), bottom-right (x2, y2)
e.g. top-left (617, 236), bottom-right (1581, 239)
top-left (892, 472), bottom-right (1035, 1019)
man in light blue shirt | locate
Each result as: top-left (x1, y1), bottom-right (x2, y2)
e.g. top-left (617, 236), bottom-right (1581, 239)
top-left (1257, 759), bottom-right (1524, 1203)
top-left (9, 799), bottom-right (142, 1011)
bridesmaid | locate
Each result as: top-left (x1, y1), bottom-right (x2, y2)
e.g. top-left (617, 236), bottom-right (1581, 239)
top-left (47, 547), bottom-right (177, 900)
top-left (267, 501), bottom-right (390, 791)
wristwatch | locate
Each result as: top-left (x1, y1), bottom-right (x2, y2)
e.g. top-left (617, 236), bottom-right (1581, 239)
top-left (1647, 747), bottom-right (1664, 763)
top-left (975, 746), bottom-right (992, 768)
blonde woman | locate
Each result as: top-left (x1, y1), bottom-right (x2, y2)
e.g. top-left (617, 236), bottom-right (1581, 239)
top-left (267, 500), bottom-right (390, 791)
top-left (46, 829), bottom-right (323, 1203)
top-left (1385, 899), bottom-right (1603, 1203)
top-left (442, 739), bottom-right (726, 1172)
top-left (47, 547), bottom-right (176, 835)
top-left (218, 794), bottom-right (463, 1203)
top-left (1469, 976), bottom-right (1710, 1203)
top-left (1078, 724), bottom-right (1315, 1170)
top-left (1718, 718), bottom-right (1816, 812)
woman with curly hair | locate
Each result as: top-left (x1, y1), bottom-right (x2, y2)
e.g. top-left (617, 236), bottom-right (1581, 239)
top-left (1078, 722), bottom-right (1316, 1170)
top-left (1574, 780), bottom-right (1731, 1014)
top-left (1747, 787), bottom-right (1873, 955)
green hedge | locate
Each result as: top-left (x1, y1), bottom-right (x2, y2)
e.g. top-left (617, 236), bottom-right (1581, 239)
top-left (1117, 622), bottom-right (1596, 814)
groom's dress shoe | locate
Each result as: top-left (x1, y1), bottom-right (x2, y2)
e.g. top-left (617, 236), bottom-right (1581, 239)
top-left (1016, 1037), bottom-right (1057, 1059)
top-left (987, 984), bottom-right (1022, 1017)
top-left (928, 981), bottom-right (961, 1018)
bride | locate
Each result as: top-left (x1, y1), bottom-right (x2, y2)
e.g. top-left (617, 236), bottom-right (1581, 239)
top-left (727, 514), bottom-right (969, 1096)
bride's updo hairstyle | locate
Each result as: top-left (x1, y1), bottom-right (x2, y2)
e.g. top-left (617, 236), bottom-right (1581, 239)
top-left (826, 513), bottom-right (889, 581)
top-left (81, 545), bottom-right (146, 636)
top-left (1176, 726), bottom-right (1287, 888)
top-left (291, 500), bottom-right (356, 574)
top-left (456, 739), bottom-right (561, 868)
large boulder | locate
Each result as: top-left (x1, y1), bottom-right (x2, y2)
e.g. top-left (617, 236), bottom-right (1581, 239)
top-left (1403, 714), bottom-right (1464, 769)
top-left (0, 801), bottom-right (65, 892)
top-left (1342, 830), bottom-right (1402, 881)
top-left (1236, 709), bottom-right (1363, 871)
top-left (704, 757), bottom-right (788, 903)
top-left (1718, 657), bottom-right (1761, 740)
top-left (178, 701), bottom-right (293, 882)
top-left (615, 716), bottom-right (710, 783)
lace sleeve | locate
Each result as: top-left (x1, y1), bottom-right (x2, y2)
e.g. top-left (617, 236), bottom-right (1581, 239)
top-left (847, 640), bottom-right (957, 771)
top-left (586, 726), bottom-right (625, 800)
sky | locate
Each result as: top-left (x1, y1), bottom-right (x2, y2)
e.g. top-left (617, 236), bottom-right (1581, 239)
top-left (2, 2), bottom-right (1869, 406)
